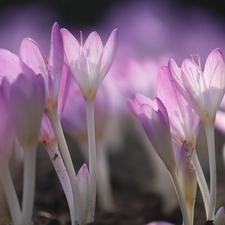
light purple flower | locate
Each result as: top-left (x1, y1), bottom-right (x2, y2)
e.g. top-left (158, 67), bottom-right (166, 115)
top-left (129, 94), bottom-right (176, 172)
top-left (61, 28), bottom-right (118, 101)
top-left (20, 22), bottom-right (64, 114)
top-left (169, 48), bottom-right (225, 125)
top-left (10, 74), bottom-right (45, 148)
top-left (157, 66), bottom-right (200, 152)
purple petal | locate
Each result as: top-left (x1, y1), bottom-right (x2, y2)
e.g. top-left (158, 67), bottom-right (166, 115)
top-left (10, 74), bottom-right (45, 147)
top-left (157, 66), bottom-right (200, 146)
top-left (20, 38), bottom-right (49, 81)
top-left (0, 49), bottom-right (34, 83)
top-left (95, 29), bottom-right (118, 88)
top-left (128, 93), bottom-right (153, 117)
top-left (48, 22), bottom-right (64, 102)
top-left (139, 103), bottom-right (176, 171)
top-left (204, 48), bottom-right (225, 119)
top-left (57, 63), bottom-right (71, 118)
top-left (61, 28), bottom-right (80, 68)
top-left (83, 31), bottom-right (103, 63)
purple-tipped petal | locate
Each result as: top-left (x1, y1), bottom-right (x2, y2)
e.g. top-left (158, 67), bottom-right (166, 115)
top-left (157, 66), bottom-right (200, 147)
top-left (139, 102), bottom-right (176, 171)
top-left (127, 93), bottom-right (153, 117)
top-left (48, 22), bottom-right (64, 102)
top-left (96, 29), bottom-right (118, 87)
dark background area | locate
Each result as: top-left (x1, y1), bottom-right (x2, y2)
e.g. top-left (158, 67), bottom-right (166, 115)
top-left (0, 0), bottom-right (225, 27)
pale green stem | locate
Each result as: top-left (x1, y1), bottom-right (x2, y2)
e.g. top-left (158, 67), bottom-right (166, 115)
top-left (204, 123), bottom-right (216, 220)
top-left (86, 101), bottom-right (97, 223)
top-left (20, 145), bottom-right (37, 225)
top-left (48, 111), bottom-right (82, 225)
top-left (192, 150), bottom-right (210, 215)
top-left (170, 169), bottom-right (190, 225)
top-left (45, 141), bottom-right (74, 223)
top-left (0, 163), bottom-right (21, 225)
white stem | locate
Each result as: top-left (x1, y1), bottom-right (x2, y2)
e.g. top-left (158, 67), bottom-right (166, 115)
top-left (170, 170), bottom-right (190, 225)
top-left (48, 111), bottom-right (82, 225)
top-left (96, 139), bottom-right (114, 212)
top-left (86, 101), bottom-right (97, 223)
top-left (0, 163), bottom-right (21, 225)
top-left (20, 145), bottom-right (37, 225)
top-left (204, 123), bottom-right (217, 220)
top-left (192, 150), bottom-right (210, 215)
top-left (45, 140), bottom-right (74, 223)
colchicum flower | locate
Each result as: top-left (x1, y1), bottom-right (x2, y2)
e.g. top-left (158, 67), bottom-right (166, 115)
top-left (169, 48), bottom-right (225, 125)
top-left (61, 28), bottom-right (118, 101)
top-left (169, 48), bottom-right (225, 221)
top-left (128, 94), bottom-right (176, 172)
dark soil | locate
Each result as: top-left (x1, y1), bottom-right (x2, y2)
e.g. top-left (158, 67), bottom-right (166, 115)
top-left (1, 129), bottom-right (225, 225)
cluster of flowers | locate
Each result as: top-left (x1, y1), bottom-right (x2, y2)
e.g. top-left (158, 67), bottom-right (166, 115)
top-left (0, 22), bottom-right (118, 225)
top-left (1, 18), bottom-right (225, 225)
top-left (129, 49), bottom-right (225, 225)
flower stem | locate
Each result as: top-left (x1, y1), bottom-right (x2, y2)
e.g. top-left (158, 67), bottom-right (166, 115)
top-left (48, 111), bottom-right (82, 225)
top-left (86, 101), bottom-right (97, 223)
top-left (170, 169), bottom-right (190, 225)
top-left (0, 163), bottom-right (21, 225)
top-left (20, 145), bottom-right (37, 225)
top-left (204, 123), bottom-right (217, 220)
top-left (192, 150), bottom-right (209, 215)
top-left (96, 139), bottom-right (114, 212)
top-left (45, 140), bottom-right (74, 223)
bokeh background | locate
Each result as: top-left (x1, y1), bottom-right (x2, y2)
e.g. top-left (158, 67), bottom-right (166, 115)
top-left (1, 0), bottom-right (225, 60)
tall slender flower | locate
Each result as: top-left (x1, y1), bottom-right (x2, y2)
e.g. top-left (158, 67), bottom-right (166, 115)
top-left (10, 73), bottom-right (45, 225)
top-left (128, 94), bottom-right (190, 225)
top-left (157, 66), bottom-right (208, 217)
top-left (61, 28), bottom-right (118, 223)
top-left (169, 48), bottom-right (225, 221)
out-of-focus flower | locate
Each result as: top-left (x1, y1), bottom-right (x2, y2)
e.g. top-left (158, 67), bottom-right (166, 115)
top-left (215, 207), bottom-right (225, 225)
top-left (77, 164), bottom-right (90, 225)
top-left (10, 74), bottom-right (45, 148)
